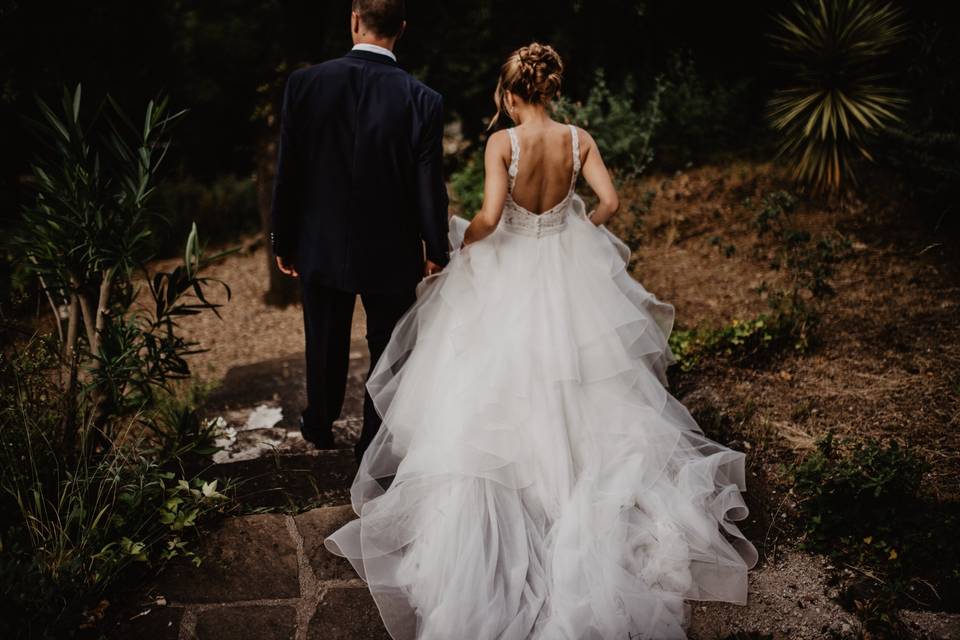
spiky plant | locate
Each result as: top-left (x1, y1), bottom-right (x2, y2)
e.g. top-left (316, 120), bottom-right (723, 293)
top-left (12, 85), bottom-right (231, 453)
top-left (767, 0), bottom-right (908, 193)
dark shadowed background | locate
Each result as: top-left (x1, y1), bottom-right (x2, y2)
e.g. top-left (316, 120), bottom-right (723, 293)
top-left (2, 1), bottom-right (956, 244)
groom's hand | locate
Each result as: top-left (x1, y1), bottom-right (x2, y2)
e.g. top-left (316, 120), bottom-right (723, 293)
top-left (276, 255), bottom-right (299, 278)
top-left (424, 260), bottom-right (443, 277)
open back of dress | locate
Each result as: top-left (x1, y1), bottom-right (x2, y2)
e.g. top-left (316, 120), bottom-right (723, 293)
top-left (506, 123), bottom-right (580, 216)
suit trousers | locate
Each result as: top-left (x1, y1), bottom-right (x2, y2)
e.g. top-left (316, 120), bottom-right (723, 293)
top-left (300, 275), bottom-right (416, 462)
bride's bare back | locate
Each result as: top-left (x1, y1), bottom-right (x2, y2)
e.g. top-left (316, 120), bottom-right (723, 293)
top-left (509, 121), bottom-right (578, 214)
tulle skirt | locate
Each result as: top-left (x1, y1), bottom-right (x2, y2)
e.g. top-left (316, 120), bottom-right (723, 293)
top-left (325, 196), bottom-right (757, 639)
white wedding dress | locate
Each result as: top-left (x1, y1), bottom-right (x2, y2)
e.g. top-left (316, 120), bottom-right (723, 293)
top-left (325, 125), bottom-right (757, 639)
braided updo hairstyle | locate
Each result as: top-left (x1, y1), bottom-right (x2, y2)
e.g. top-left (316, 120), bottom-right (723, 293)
top-left (489, 42), bottom-right (564, 130)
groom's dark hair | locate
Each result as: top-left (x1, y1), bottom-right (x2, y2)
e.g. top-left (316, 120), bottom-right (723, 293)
top-left (353, 0), bottom-right (406, 38)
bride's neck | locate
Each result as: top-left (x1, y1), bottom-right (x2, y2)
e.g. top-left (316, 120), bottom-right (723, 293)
top-left (512, 104), bottom-right (552, 127)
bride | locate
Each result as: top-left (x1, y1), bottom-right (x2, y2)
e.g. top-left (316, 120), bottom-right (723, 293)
top-left (325, 42), bottom-right (757, 640)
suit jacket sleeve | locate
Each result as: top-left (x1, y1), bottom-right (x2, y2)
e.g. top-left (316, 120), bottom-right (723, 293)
top-left (270, 74), bottom-right (300, 260)
top-left (415, 94), bottom-right (450, 267)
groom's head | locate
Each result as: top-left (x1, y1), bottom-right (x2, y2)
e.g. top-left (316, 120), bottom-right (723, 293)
top-left (351, 0), bottom-right (406, 48)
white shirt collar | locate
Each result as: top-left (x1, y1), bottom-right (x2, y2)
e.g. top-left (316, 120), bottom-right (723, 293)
top-left (351, 43), bottom-right (397, 62)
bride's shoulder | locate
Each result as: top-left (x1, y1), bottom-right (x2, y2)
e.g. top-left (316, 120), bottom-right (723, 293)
top-left (565, 124), bottom-right (596, 162)
top-left (568, 124), bottom-right (594, 146)
top-left (487, 128), bottom-right (511, 145)
top-left (484, 129), bottom-right (512, 159)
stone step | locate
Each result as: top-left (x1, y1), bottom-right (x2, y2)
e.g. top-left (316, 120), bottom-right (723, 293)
top-left (214, 449), bottom-right (357, 511)
top-left (113, 501), bottom-right (924, 640)
top-left (107, 505), bottom-right (389, 640)
top-left (202, 347), bottom-right (369, 467)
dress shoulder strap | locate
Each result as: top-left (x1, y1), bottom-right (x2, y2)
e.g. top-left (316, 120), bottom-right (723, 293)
top-left (568, 124), bottom-right (581, 190)
top-left (506, 127), bottom-right (520, 192)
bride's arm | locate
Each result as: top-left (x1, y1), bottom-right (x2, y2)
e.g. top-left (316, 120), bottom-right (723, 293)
top-left (462, 131), bottom-right (510, 247)
top-left (579, 129), bottom-right (620, 226)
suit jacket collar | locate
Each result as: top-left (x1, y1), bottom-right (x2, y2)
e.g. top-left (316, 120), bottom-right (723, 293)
top-left (345, 49), bottom-right (398, 67)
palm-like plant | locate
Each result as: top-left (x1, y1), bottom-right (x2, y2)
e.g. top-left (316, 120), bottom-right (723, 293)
top-left (767, 0), bottom-right (908, 193)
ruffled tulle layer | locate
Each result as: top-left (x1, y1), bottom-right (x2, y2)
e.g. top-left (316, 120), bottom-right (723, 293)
top-left (325, 197), bottom-right (757, 640)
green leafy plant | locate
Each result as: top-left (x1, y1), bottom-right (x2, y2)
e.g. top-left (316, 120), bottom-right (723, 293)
top-left (553, 69), bottom-right (665, 176)
top-left (669, 313), bottom-right (812, 373)
top-left (449, 147), bottom-right (485, 219)
top-left (767, 0), bottom-right (909, 192)
top-left (752, 190), bottom-right (847, 302)
top-left (669, 190), bottom-right (847, 374)
top-left (0, 338), bottom-right (232, 638)
top-left (11, 85), bottom-right (232, 454)
top-left (792, 434), bottom-right (925, 556)
top-left (1, 86), bottom-right (236, 638)
top-left (144, 382), bottom-right (224, 461)
top-left (656, 51), bottom-right (755, 167)
top-left (789, 434), bottom-right (959, 632)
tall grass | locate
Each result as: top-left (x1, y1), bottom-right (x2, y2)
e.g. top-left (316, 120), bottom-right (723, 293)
top-left (0, 338), bottom-right (231, 638)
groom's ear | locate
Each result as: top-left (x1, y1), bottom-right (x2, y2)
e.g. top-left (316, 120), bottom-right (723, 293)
top-left (351, 11), bottom-right (361, 35)
top-left (396, 20), bottom-right (407, 43)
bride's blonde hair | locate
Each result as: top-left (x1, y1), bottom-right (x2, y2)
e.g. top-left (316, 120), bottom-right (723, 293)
top-left (489, 42), bottom-right (564, 131)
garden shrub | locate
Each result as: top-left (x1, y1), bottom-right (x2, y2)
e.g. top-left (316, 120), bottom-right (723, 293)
top-left (655, 51), bottom-right (755, 168)
top-left (752, 190), bottom-right (847, 301)
top-left (792, 434), bottom-right (925, 559)
top-left (879, 127), bottom-right (960, 232)
top-left (553, 68), bottom-right (665, 176)
top-left (449, 146), bottom-right (485, 219)
top-left (668, 189), bottom-right (846, 374)
top-left (790, 434), bottom-right (960, 630)
top-left (669, 312), bottom-right (812, 373)
top-left (1, 85), bottom-right (235, 638)
top-left (0, 339), bottom-right (233, 638)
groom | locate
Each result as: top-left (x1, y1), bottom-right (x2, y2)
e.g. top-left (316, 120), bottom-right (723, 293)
top-left (271, 0), bottom-right (449, 462)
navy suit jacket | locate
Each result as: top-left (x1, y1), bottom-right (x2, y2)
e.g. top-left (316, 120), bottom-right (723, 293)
top-left (271, 49), bottom-right (450, 293)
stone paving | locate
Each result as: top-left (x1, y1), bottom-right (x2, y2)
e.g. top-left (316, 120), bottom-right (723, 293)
top-left (114, 500), bottom-right (389, 640)
top-left (104, 326), bottom-right (381, 640)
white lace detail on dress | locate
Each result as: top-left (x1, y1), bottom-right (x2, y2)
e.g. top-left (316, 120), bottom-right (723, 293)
top-left (506, 127), bottom-right (520, 192)
top-left (502, 206), bottom-right (568, 238)
top-left (569, 123), bottom-right (581, 175)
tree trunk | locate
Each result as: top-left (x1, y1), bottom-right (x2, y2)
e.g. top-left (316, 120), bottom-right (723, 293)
top-left (61, 292), bottom-right (81, 459)
top-left (38, 275), bottom-right (64, 346)
top-left (87, 267), bottom-right (116, 452)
